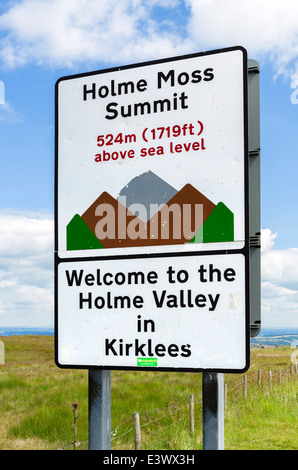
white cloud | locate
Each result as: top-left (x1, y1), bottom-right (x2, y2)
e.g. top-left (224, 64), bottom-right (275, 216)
top-left (186, 0), bottom-right (298, 80)
top-left (0, 0), bottom-right (190, 69)
top-left (0, 0), bottom-right (298, 81)
top-left (261, 229), bottom-right (298, 285)
top-left (0, 210), bottom-right (53, 256)
top-left (0, 211), bottom-right (54, 327)
top-left (262, 281), bottom-right (298, 299)
top-left (261, 228), bottom-right (277, 254)
top-left (0, 101), bottom-right (23, 122)
top-left (261, 228), bottom-right (298, 327)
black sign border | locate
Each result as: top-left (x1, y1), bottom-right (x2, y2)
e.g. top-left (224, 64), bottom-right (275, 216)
top-left (54, 46), bottom-right (250, 373)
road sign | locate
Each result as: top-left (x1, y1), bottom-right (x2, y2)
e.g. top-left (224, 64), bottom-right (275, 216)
top-left (55, 46), bottom-right (250, 372)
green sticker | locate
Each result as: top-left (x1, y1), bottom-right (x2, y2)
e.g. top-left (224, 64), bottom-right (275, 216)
top-left (137, 357), bottom-right (157, 367)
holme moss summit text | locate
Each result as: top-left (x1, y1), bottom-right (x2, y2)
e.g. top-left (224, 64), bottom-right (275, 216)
top-left (82, 67), bottom-right (214, 120)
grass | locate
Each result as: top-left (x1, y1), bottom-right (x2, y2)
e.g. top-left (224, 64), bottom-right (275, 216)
top-left (0, 335), bottom-right (297, 450)
top-left (225, 381), bottom-right (297, 450)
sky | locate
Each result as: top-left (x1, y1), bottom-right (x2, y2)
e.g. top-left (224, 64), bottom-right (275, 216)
top-left (0, 0), bottom-right (297, 329)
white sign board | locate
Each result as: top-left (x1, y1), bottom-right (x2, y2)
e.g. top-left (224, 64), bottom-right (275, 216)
top-left (55, 46), bottom-right (250, 372)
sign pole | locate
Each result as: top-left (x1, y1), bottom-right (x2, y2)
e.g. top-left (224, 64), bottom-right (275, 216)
top-left (202, 372), bottom-right (224, 450)
top-left (88, 369), bottom-right (111, 450)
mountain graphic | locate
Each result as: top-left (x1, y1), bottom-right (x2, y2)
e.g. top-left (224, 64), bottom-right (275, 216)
top-left (66, 172), bottom-right (234, 251)
top-left (118, 170), bottom-right (178, 222)
top-left (145, 183), bottom-right (215, 245)
top-left (81, 191), bottom-right (146, 248)
top-left (66, 214), bottom-right (104, 251)
top-left (190, 201), bottom-right (234, 244)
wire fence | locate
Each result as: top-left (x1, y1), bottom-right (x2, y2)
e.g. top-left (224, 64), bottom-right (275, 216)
top-left (59, 362), bottom-right (297, 450)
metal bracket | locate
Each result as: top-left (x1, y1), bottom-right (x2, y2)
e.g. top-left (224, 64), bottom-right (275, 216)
top-left (249, 233), bottom-right (261, 248)
top-left (248, 59), bottom-right (261, 338)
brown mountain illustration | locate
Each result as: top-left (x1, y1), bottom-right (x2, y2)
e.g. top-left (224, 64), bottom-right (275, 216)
top-left (81, 191), bottom-right (146, 248)
top-left (80, 184), bottom-right (215, 248)
top-left (144, 184), bottom-right (216, 246)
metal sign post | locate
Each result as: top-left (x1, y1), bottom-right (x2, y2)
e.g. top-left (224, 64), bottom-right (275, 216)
top-left (88, 369), bottom-right (111, 450)
top-left (203, 373), bottom-right (224, 450)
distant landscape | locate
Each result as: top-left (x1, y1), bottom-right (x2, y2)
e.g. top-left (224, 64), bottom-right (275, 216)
top-left (250, 328), bottom-right (298, 347)
top-left (1, 327), bottom-right (297, 347)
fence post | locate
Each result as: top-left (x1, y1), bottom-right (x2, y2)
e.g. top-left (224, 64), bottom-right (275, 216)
top-left (243, 375), bottom-right (247, 399)
top-left (0, 341), bottom-right (4, 365)
top-left (258, 370), bottom-right (261, 389)
top-left (268, 370), bottom-right (272, 390)
top-left (189, 395), bottom-right (195, 436)
top-left (133, 412), bottom-right (141, 450)
top-left (224, 383), bottom-right (227, 410)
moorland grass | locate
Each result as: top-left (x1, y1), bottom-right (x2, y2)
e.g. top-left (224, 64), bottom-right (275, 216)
top-left (0, 335), bottom-right (297, 450)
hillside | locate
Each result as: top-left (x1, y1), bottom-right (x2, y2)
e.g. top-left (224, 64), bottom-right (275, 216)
top-left (0, 335), bottom-right (296, 450)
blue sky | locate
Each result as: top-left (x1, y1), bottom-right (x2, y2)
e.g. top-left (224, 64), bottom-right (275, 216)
top-left (0, 0), bottom-right (297, 329)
